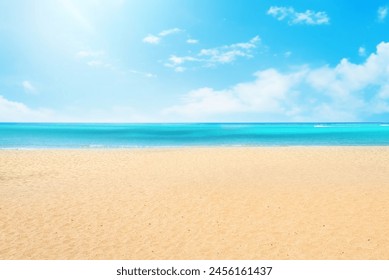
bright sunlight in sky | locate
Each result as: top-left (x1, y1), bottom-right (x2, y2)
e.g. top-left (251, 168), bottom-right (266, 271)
top-left (1, 0), bottom-right (389, 122)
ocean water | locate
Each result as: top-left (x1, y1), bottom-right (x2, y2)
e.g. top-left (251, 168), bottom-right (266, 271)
top-left (0, 123), bottom-right (389, 149)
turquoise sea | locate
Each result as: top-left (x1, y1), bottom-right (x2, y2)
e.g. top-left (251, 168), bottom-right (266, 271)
top-left (1, 123), bottom-right (389, 149)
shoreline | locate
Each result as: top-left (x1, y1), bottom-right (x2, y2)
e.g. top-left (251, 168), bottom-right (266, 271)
top-left (1, 147), bottom-right (389, 259)
top-left (1, 144), bottom-right (389, 150)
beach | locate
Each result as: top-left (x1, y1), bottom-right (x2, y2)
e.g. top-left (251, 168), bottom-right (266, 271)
top-left (1, 147), bottom-right (389, 260)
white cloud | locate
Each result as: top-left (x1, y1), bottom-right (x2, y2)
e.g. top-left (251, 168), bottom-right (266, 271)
top-left (143, 27), bottom-right (182, 44)
top-left (164, 69), bottom-right (303, 119)
top-left (378, 6), bottom-right (388, 21)
top-left (142, 34), bottom-right (161, 44)
top-left (158, 28), bottom-right (182, 36)
top-left (76, 50), bottom-right (117, 70)
top-left (22, 81), bottom-right (36, 93)
top-left (267, 6), bottom-right (291, 21)
top-left (358, 47), bottom-right (366, 57)
top-left (186, 38), bottom-right (199, 44)
top-left (165, 36), bottom-right (260, 70)
top-left (200, 49), bottom-right (247, 64)
top-left (199, 36), bottom-right (260, 65)
top-left (0, 96), bottom-right (53, 122)
top-left (267, 6), bottom-right (330, 25)
top-left (378, 84), bottom-right (389, 99)
top-left (165, 55), bottom-right (200, 72)
top-left (167, 55), bottom-right (200, 66)
top-left (164, 42), bottom-right (389, 121)
top-left (0, 95), bottom-right (155, 122)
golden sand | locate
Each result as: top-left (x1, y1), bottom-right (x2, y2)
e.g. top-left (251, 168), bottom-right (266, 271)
top-left (1, 147), bottom-right (389, 259)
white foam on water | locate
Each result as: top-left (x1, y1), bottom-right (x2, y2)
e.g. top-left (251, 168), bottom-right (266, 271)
top-left (0, 147), bottom-right (35, 150)
top-left (88, 144), bottom-right (104, 148)
top-left (314, 124), bottom-right (331, 128)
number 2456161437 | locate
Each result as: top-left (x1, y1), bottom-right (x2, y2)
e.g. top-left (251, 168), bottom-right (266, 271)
top-left (209, 266), bottom-right (272, 276)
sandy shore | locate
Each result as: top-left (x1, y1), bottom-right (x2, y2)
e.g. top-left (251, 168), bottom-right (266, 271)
top-left (1, 147), bottom-right (389, 259)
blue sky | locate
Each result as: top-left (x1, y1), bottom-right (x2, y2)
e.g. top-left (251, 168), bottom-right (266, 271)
top-left (1, 0), bottom-right (389, 122)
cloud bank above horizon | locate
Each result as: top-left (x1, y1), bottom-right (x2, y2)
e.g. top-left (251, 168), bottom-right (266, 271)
top-left (164, 42), bottom-right (389, 122)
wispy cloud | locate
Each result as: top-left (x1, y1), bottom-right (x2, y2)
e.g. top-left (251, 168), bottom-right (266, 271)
top-left (166, 55), bottom-right (201, 72)
top-left (267, 6), bottom-right (330, 25)
top-left (76, 50), bottom-right (115, 69)
top-left (0, 95), bottom-right (153, 122)
top-left (142, 28), bottom-right (183, 44)
top-left (0, 95), bottom-right (53, 122)
top-left (165, 36), bottom-right (260, 72)
top-left (378, 6), bottom-right (388, 22)
top-left (158, 28), bottom-right (182, 36)
top-left (142, 34), bottom-right (161, 44)
top-left (22, 80), bottom-right (36, 93)
top-left (200, 36), bottom-right (260, 64)
top-left (186, 38), bottom-right (199, 44)
top-left (168, 55), bottom-right (200, 65)
top-left (164, 42), bottom-right (389, 121)
top-left (76, 49), bottom-right (154, 77)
